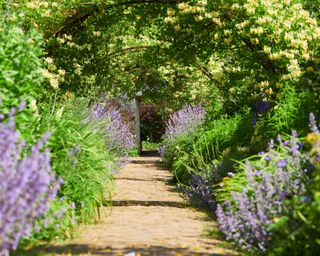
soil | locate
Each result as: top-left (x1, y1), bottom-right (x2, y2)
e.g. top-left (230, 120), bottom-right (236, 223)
top-left (20, 153), bottom-right (237, 256)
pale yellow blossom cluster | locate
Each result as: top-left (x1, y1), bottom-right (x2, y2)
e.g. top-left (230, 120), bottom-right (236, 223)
top-left (256, 81), bottom-right (273, 95)
top-left (25, 1), bottom-right (60, 10)
top-left (177, 2), bottom-right (206, 14)
top-left (167, 0), bottom-right (319, 85)
top-left (177, 1), bottom-right (208, 23)
top-left (25, 1), bottom-right (59, 17)
top-left (165, 0), bottom-right (224, 33)
top-left (208, 56), bottom-right (224, 82)
top-left (164, 8), bottom-right (179, 24)
top-left (57, 34), bottom-right (92, 51)
top-left (164, 16), bottom-right (178, 24)
top-left (42, 57), bottom-right (65, 90)
top-left (158, 63), bottom-right (210, 101)
top-left (93, 31), bottom-right (101, 37)
top-left (236, 0), bottom-right (320, 80)
top-left (73, 63), bottom-right (83, 76)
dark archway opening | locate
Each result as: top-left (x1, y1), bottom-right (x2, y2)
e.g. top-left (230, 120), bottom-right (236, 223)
top-left (139, 103), bottom-right (166, 152)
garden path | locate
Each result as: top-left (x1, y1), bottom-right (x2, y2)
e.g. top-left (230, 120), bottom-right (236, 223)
top-left (23, 152), bottom-right (236, 255)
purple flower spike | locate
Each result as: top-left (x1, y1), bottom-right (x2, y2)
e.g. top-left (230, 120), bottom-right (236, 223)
top-left (89, 101), bottom-right (134, 157)
top-left (0, 104), bottom-right (60, 255)
top-left (254, 100), bottom-right (270, 114)
top-left (309, 113), bottom-right (319, 133)
top-left (161, 104), bottom-right (205, 156)
top-left (277, 159), bottom-right (287, 168)
top-left (253, 170), bottom-right (260, 176)
top-left (18, 101), bottom-right (26, 111)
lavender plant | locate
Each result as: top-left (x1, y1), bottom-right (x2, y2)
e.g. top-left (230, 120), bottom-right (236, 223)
top-left (89, 102), bottom-right (135, 156)
top-left (179, 166), bottom-right (216, 211)
top-left (216, 130), bottom-right (307, 252)
top-left (265, 113), bottom-right (320, 255)
top-left (0, 106), bottom-right (61, 255)
top-left (164, 104), bottom-right (205, 141)
top-left (160, 104), bottom-right (206, 159)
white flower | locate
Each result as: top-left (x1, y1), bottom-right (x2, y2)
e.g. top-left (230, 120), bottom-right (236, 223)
top-left (50, 78), bottom-right (59, 89)
top-left (29, 99), bottom-right (37, 111)
top-left (44, 57), bottom-right (53, 64)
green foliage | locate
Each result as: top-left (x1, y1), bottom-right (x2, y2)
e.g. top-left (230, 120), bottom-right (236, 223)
top-left (34, 98), bottom-right (115, 225)
top-left (0, 9), bottom-right (44, 138)
top-left (172, 110), bottom-right (253, 185)
top-left (267, 136), bottom-right (320, 255)
top-left (142, 140), bottom-right (159, 151)
top-left (20, 198), bottom-right (76, 245)
top-left (0, 10), bottom-right (43, 113)
top-left (268, 85), bottom-right (315, 136)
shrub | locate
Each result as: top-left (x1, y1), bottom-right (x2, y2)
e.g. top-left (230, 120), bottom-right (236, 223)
top-left (0, 105), bottom-right (61, 255)
top-left (0, 11), bottom-right (43, 114)
top-left (216, 130), bottom-right (307, 252)
top-left (160, 104), bottom-right (206, 168)
top-left (266, 113), bottom-right (320, 255)
top-left (89, 101), bottom-right (135, 157)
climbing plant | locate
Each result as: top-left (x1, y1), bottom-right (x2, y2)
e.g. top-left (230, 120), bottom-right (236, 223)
top-left (0, 0), bottom-right (319, 254)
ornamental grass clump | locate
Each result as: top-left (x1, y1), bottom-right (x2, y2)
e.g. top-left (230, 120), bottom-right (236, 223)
top-left (0, 106), bottom-right (61, 256)
top-left (216, 130), bottom-right (307, 252)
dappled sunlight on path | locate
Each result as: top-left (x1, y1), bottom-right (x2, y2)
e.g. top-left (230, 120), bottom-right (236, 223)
top-left (20, 153), bottom-right (236, 256)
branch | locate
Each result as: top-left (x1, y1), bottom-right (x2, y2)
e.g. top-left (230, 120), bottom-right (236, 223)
top-left (53, 0), bottom-right (186, 37)
top-left (108, 46), bottom-right (150, 57)
top-left (221, 11), bottom-right (279, 74)
top-left (195, 60), bottom-right (223, 87)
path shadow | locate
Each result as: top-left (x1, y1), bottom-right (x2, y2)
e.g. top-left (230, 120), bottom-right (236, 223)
top-left (140, 150), bottom-right (160, 157)
top-left (130, 159), bottom-right (160, 165)
top-left (16, 243), bottom-right (233, 256)
top-left (109, 200), bottom-right (189, 208)
top-left (116, 177), bottom-right (169, 182)
top-left (130, 150), bottom-right (161, 165)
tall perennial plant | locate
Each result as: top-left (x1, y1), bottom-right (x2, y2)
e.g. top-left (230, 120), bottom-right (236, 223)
top-left (160, 104), bottom-right (206, 158)
top-left (0, 105), bottom-right (61, 255)
top-left (89, 101), bottom-right (135, 157)
top-left (216, 130), bottom-right (307, 251)
top-left (165, 104), bottom-right (205, 141)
